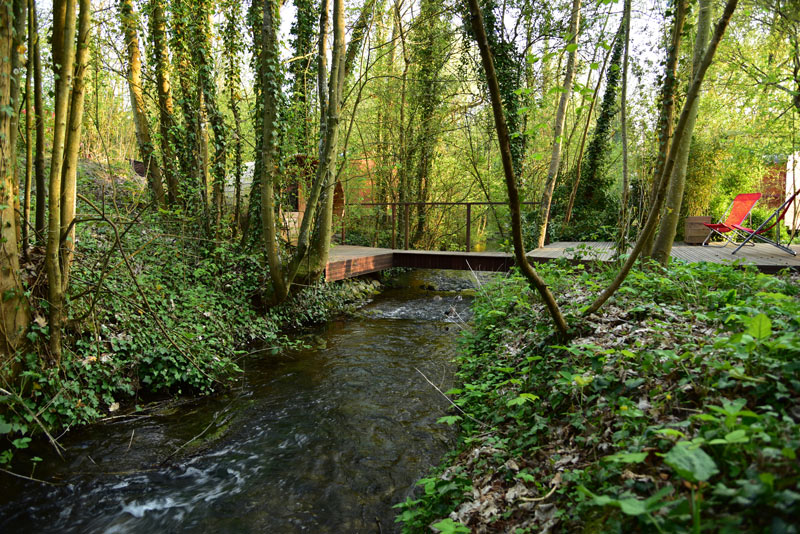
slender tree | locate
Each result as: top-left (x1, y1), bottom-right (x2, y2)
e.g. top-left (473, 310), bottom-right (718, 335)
top-left (585, 0), bottom-right (739, 316)
top-left (465, 0), bottom-right (568, 338)
top-left (149, 0), bottom-right (180, 204)
top-left (643, 0), bottom-right (688, 253)
top-left (120, 0), bottom-right (166, 206)
top-left (535, 0), bottom-right (582, 248)
top-left (32, 0), bottom-right (45, 238)
top-left (0, 3), bottom-right (29, 364)
top-left (651, 0), bottom-right (713, 263)
top-left (45, 0), bottom-right (78, 363)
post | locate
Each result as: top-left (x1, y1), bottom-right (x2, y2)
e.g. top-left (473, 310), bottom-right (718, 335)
top-left (391, 203), bottom-right (396, 249)
top-left (466, 203), bottom-right (472, 252)
top-left (341, 207), bottom-right (346, 243)
top-left (404, 203), bottom-right (410, 250)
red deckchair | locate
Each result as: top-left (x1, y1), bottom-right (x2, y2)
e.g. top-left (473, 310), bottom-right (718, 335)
top-left (702, 193), bottom-right (762, 247)
top-left (731, 189), bottom-right (800, 256)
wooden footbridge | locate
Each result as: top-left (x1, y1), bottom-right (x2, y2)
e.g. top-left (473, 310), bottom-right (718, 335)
top-left (325, 241), bottom-right (800, 281)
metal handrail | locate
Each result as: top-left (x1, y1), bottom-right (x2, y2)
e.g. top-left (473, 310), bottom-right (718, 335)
top-left (341, 201), bottom-right (536, 251)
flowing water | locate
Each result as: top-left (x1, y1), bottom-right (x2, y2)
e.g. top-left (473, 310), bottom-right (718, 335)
top-left (0, 272), bottom-right (481, 533)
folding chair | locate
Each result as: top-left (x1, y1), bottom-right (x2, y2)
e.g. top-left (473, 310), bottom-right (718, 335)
top-left (702, 193), bottom-right (762, 247)
top-left (731, 189), bottom-right (800, 256)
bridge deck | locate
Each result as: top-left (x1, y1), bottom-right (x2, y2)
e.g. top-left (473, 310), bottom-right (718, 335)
top-left (324, 242), bottom-right (800, 281)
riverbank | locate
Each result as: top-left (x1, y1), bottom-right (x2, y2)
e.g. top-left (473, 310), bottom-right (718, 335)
top-left (0, 277), bottom-right (466, 532)
top-left (1, 216), bottom-right (381, 469)
top-left (396, 260), bottom-right (800, 533)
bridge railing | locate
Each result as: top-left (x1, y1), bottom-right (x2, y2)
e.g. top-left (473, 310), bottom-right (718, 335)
top-left (340, 201), bottom-right (536, 252)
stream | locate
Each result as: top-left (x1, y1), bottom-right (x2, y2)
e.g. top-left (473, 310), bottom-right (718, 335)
top-left (0, 271), bottom-right (482, 533)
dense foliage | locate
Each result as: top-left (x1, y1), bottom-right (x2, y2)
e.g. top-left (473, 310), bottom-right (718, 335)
top-left (0, 211), bottom-right (381, 467)
top-left (396, 260), bottom-right (800, 533)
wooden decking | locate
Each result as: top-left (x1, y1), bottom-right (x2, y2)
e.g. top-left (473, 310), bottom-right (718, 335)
top-left (324, 242), bottom-right (800, 281)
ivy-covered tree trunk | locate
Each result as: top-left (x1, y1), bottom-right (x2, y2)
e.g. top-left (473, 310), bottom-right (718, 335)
top-left (9, 0), bottom-right (26, 245)
top-left (260, 0), bottom-right (289, 301)
top-left (0, 4), bottom-right (29, 365)
top-left (32, 0), bottom-right (45, 239)
top-left (149, 0), bottom-right (180, 205)
top-left (307, 0), bottom-right (347, 276)
top-left (120, 0), bottom-right (166, 206)
top-left (223, 0), bottom-right (244, 236)
top-left (408, 0), bottom-right (450, 246)
top-left (172, 0), bottom-right (204, 212)
top-left (23, 0), bottom-right (33, 255)
top-left (289, 0), bottom-right (318, 153)
top-left (535, 0), bottom-right (581, 248)
top-left (567, 17), bottom-right (625, 233)
top-left (651, 0), bottom-right (712, 264)
top-left (194, 0), bottom-right (227, 234)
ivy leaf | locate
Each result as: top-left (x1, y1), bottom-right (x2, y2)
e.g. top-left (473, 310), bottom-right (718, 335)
top-left (437, 415), bottom-right (462, 425)
top-left (746, 313), bottom-right (771, 340)
top-left (603, 451), bottom-right (649, 463)
top-left (431, 518), bottom-right (470, 533)
top-left (663, 444), bottom-right (719, 482)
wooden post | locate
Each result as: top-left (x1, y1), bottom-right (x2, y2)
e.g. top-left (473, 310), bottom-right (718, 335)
top-left (466, 203), bottom-right (472, 252)
top-left (341, 206), bottom-right (346, 243)
top-left (404, 203), bottom-right (410, 250)
top-left (391, 203), bottom-right (396, 249)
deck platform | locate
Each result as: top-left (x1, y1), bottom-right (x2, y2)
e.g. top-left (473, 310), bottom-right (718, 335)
top-left (324, 241), bottom-right (800, 281)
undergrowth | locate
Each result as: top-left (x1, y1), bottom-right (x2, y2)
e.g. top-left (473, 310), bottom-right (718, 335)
top-left (0, 215), bottom-right (380, 467)
top-left (396, 259), bottom-right (800, 533)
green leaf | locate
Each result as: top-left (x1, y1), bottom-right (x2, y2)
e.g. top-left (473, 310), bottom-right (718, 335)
top-left (663, 444), bottom-right (719, 482)
top-left (746, 313), bottom-right (772, 340)
top-left (655, 428), bottom-right (688, 439)
top-left (603, 451), bottom-right (649, 463)
top-left (565, 43), bottom-right (579, 53)
top-left (0, 421), bottom-right (11, 434)
top-left (437, 415), bottom-right (462, 425)
top-left (432, 518), bottom-right (470, 533)
top-left (723, 429), bottom-right (749, 444)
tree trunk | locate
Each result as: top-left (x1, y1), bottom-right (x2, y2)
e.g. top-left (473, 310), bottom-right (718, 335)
top-left (195, 0), bottom-right (226, 233)
top-left (32, 0), bottom-right (45, 239)
top-left (45, 0), bottom-right (77, 364)
top-left (59, 0), bottom-right (91, 289)
top-left (261, 0), bottom-right (289, 301)
top-left (120, 0), bottom-right (166, 206)
top-left (651, 0), bottom-right (712, 264)
top-left (535, 0), bottom-right (581, 248)
top-left (308, 0), bottom-right (347, 276)
top-left (149, 0), bottom-right (179, 205)
top-left (585, 0), bottom-right (738, 316)
top-left (643, 0), bottom-right (688, 254)
top-left (22, 0), bottom-right (33, 256)
top-left (563, 29), bottom-right (619, 225)
top-left (9, 0), bottom-right (26, 246)
top-left (466, 0), bottom-right (568, 338)
top-left (0, 4), bottom-right (29, 364)
top-left (617, 0), bottom-right (632, 254)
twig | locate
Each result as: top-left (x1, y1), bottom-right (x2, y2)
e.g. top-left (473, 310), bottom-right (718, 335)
top-left (126, 429), bottom-right (135, 452)
top-left (413, 367), bottom-right (486, 428)
top-left (0, 467), bottom-right (61, 486)
top-left (0, 386), bottom-right (65, 459)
